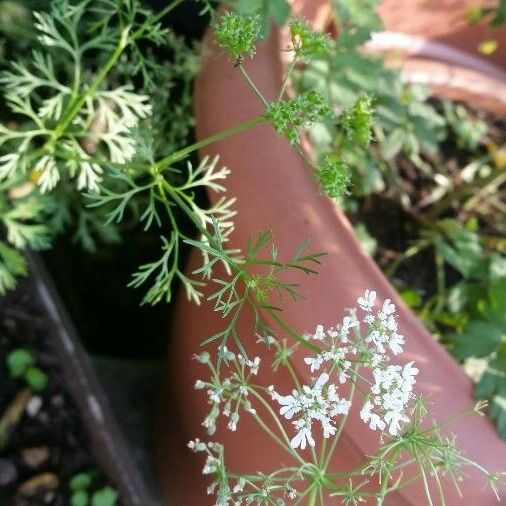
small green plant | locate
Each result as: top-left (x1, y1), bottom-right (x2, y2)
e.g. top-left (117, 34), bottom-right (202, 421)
top-left (315, 156), bottom-right (350, 200)
top-left (267, 90), bottom-right (332, 144)
top-left (6, 348), bottom-right (48, 391)
top-left (0, 0), bottom-right (198, 292)
top-left (214, 11), bottom-right (261, 63)
top-left (448, 279), bottom-right (506, 437)
top-left (69, 471), bottom-right (118, 506)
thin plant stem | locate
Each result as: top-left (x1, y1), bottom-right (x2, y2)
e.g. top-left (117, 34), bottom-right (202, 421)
top-left (377, 447), bottom-right (401, 503)
top-left (295, 484), bottom-right (315, 505)
top-left (132, 0), bottom-right (186, 39)
top-left (323, 365), bottom-right (359, 470)
top-left (153, 115), bottom-right (267, 170)
top-left (267, 308), bottom-right (320, 352)
top-left (51, 28), bottom-right (129, 141)
top-left (412, 444), bottom-right (434, 506)
top-left (238, 65), bottom-right (269, 107)
top-left (307, 484), bottom-right (318, 506)
top-left (285, 357), bottom-right (302, 390)
top-left (248, 389), bottom-right (306, 466)
top-left (248, 408), bottom-right (306, 468)
top-left (277, 58), bottom-right (298, 102)
top-left (163, 183), bottom-right (320, 353)
top-left (424, 449), bottom-right (446, 506)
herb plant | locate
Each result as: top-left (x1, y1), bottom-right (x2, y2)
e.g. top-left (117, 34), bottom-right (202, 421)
top-left (191, 291), bottom-right (501, 504)
top-left (0, 0), bottom-right (198, 291)
top-left (293, 0), bottom-right (506, 438)
top-left (0, 0), bottom-right (504, 503)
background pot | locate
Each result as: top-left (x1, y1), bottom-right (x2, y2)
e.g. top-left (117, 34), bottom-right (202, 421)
top-left (365, 34), bottom-right (506, 113)
top-left (26, 254), bottom-right (152, 506)
top-left (378, 0), bottom-right (506, 71)
top-left (157, 3), bottom-right (506, 504)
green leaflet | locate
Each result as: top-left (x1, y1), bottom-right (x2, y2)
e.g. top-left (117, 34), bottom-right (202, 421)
top-left (449, 279), bottom-right (506, 438)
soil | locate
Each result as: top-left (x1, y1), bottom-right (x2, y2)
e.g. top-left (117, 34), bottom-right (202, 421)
top-left (0, 278), bottom-right (120, 505)
top-left (350, 98), bottom-right (506, 305)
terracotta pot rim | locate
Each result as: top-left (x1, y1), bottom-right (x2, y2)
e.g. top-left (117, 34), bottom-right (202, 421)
top-left (365, 30), bottom-right (506, 83)
top-left (397, 57), bottom-right (506, 115)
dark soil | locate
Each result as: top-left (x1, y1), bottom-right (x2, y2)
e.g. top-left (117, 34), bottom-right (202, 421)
top-left (351, 99), bottom-right (506, 301)
top-left (0, 279), bottom-right (119, 505)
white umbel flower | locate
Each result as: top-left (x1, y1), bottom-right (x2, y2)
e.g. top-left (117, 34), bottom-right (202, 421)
top-left (269, 372), bottom-right (351, 449)
top-left (361, 361), bottom-right (418, 435)
top-left (357, 289), bottom-right (376, 312)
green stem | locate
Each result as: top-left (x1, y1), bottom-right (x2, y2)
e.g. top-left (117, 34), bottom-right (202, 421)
top-left (163, 184), bottom-right (321, 354)
top-left (277, 58), bottom-right (298, 102)
top-left (266, 308), bottom-right (320, 353)
top-left (420, 405), bottom-right (477, 436)
top-left (285, 358), bottom-right (302, 390)
top-left (248, 388), bottom-right (306, 465)
top-left (51, 28), bottom-right (130, 142)
top-left (249, 408), bottom-right (303, 465)
top-left (307, 485), bottom-right (318, 506)
top-left (412, 445), bottom-right (434, 506)
top-left (132, 0), bottom-right (186, 40)
top-left (377, 447), bottom-right (401, 504)
top-left (295, 143), bottom-right (317, 173)
top-left (425, 449), bottom-right (446, 506)
top-left (238, 65), bottom-right (269, 107)
top-left (29, 0), bottom-right (185, 163)
top-left (153, 115), bottom-right (267, 171)
top-left (323, 365), bottom-right (358, 471)
top-left (384, 239), bottom-right (431, 277)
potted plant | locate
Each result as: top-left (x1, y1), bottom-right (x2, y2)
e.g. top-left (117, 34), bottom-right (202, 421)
top-left (157, 1), bottom-right (506, 504)
top-left (0, 1), bottom-right (504, 504)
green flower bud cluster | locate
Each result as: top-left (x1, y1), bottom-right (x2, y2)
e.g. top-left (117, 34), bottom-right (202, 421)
top-left (214, 11), bottom-right (262, 64)
top-left (340, 95), bottom-right (374, 147)
top-left (267, 90), bottom-right (332, 144)
top-left (315, 156), bottom-right (350, 199)
top-left (289, 18), bottom-right (328, 61)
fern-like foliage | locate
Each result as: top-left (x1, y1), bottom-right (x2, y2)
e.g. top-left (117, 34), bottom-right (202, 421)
top-left (0, 0), bottom-right (197, 292)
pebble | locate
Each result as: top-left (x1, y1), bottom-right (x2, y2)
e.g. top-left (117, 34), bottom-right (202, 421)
top-left (17, 473), bottom-right (59, 498)
top-left (50, 395), bottom-right (64, 407)
top-left (0, 458), bottom-right (17, 486)
top-left (21, 447), bottom-right (50, 468)
top-left (25, 396), bottom-right (43, 418)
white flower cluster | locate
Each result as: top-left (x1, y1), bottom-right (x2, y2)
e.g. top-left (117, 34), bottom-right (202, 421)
top-left (194, 348), bottom-right (260, 435)
top-left (303, 317), bottom-right (358, 382)
top-left (268, 372), bottom-right (351, 449)
top-left (361, 292), bottom-right (405, 356)
top-left (360, 362), bottom-right (418, 435)
top-left (270, 290), bottom-right (418, 447)
top-left (356, 290), bottom-right (418, 435)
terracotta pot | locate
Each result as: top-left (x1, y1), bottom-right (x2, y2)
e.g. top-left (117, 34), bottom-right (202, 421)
top-left (365, 31), bottom-right (506, 83)
top-left (365, 36), bottom-right (506, 113)
top-left (378, 0), bottom-right (506, 71)
top-left (157, 2), bottom-right (506, 504)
